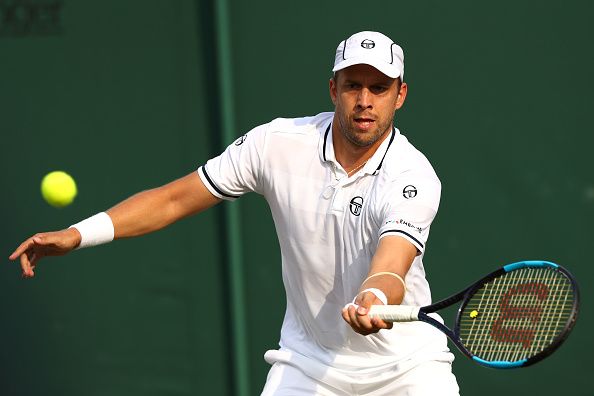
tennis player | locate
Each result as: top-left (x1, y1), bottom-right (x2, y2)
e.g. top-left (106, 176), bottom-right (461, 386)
top-left (11, 31), bottom-right (459, 395)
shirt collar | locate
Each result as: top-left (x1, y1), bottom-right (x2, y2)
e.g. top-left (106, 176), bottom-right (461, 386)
top-left (318, 122), bottom-right (397, 176)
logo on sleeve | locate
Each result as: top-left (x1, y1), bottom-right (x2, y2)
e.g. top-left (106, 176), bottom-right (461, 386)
top-left (403, 185), bottom-right (417, 199)
top-left (384, 219), bottom-right (423, 234)
top-left (234, 135), bottom-right (247, 146)
top-left (349, 196), bottom-right (363, 216)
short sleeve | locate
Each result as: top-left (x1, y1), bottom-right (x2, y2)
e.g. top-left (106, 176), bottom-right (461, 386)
top-left (378, 174), bottom-right (441, 254)
top-left (198, 123), bottom-right (268, 200)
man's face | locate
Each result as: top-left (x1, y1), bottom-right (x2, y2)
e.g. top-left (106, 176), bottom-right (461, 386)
top-left (330, 64), bottom-right (407, 148)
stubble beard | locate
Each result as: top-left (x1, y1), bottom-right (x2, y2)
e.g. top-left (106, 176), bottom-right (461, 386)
top-left (336, 107), bottom-right (393, 148)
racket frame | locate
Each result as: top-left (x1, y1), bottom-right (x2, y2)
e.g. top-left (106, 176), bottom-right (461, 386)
top-left (407, 261), bottom-right (580, 369)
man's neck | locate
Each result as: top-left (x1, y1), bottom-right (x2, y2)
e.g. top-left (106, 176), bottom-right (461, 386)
top-left (331, 121), bottom-right (392, 172)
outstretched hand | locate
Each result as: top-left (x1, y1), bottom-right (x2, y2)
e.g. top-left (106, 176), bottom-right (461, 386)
top-left (9, 228), bottom-right (82, 278)
top-left (341, 291), bottom-right (393, 336)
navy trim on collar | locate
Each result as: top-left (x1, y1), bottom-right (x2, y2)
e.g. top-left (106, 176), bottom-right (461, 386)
top-left (373, 127), bottom-right (396, 175)
top-left (322, 123), bottom-right (331, 162)
top-left (323, 124), bottom-right (395, 174)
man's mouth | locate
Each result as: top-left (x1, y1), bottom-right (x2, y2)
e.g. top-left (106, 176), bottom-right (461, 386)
top-left (354, 118), bottom-right (375, 129)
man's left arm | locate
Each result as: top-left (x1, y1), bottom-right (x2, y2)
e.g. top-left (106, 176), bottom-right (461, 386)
top-left (341, 235), bottom-right (417, 335)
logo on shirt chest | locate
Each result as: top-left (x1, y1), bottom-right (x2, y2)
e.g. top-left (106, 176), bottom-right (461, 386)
top-left (349, 196), bottom-right (363, 216)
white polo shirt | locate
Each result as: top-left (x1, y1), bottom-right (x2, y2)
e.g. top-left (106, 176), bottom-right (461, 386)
top-left (198, 112), bottom-right (453, 386)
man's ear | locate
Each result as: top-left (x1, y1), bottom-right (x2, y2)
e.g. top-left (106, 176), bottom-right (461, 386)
top-left (329, 78), bottom-right (338, 105)
top-left (395, 82), bottom-right (407, 110)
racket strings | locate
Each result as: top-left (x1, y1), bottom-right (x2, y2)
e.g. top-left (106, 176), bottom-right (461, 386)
top-left (459, 267), bottom-right (574, 363)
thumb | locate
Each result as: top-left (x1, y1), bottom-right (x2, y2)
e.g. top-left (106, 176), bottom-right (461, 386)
top-left (30, 234), bottom-right (60, 250)
top-left (355, 291), bottom-right (377, 315)
top-left (30, 233), bottom-right (59, 247)
top-left (36, 229), bottom-right (81, 251)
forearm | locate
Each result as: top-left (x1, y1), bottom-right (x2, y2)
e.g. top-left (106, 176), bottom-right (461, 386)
top-left (106, 172), bottom-right (221, 239)
top-left (106, 188), bottom-right (179, 239)
top-left (358, 235), bottom-right (417, 305)
top-left (358, 272), bottom-right (407, 306)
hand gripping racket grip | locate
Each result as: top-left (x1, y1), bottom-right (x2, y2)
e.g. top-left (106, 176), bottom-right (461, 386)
top-left (367, 305), bottom-right (420, 322)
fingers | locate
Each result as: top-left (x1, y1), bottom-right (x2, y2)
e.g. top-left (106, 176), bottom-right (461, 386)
top-left (13, 236), bottom-right (46, 278)
top-left (9, 237), bottom-right (37, 261)
top-left (9, 237), bottom-right (36, 278)
top-left (10, 229), bottom-right (79, 278)
top-left (20, 250), bottom-right (36, 278)
top-left (341, 292), bottom-right (393, 335)
top-left (342, 304), bottom-right (373, 334)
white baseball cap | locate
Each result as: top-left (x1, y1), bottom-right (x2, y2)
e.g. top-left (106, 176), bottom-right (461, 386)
top-left (332, 31), bottom-right (404, 81)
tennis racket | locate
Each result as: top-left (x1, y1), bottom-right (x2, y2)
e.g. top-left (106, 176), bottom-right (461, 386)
top-left (367, 261), bottom-right (580, 369)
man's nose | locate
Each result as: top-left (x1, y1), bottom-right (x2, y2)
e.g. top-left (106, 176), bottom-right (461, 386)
top-left (357, 88), bottom-right (372, 109)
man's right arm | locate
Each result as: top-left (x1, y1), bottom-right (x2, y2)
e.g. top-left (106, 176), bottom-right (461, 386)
top-left (9, 171), bottom-right (222, 277)
top-left (106, 171), bottom-right (221, 239)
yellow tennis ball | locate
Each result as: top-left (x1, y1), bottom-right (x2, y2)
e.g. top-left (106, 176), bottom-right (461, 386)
top-left (41, 171), bottom-right (77, 207)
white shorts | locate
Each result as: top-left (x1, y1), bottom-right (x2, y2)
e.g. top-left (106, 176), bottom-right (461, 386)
top-left (261, 359), bottom-right (459, 396)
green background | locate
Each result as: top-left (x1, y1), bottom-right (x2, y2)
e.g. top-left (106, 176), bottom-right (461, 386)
top-left (1, 1), bottom-right (592, 395)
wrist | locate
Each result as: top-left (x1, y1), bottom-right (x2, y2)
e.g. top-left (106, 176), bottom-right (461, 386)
top-left (355, 288), bottom-right (388, 305)
top-left (69, 212), bottom-right (114, 249)
top-left (67, 227), bottom-right (83, 249)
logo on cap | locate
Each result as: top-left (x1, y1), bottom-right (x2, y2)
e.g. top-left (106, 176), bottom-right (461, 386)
top-left (361, 39), bottom-right (375, 49)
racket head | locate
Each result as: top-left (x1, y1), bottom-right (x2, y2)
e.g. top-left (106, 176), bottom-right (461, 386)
top-left (453, 261), bottom-right (580, 369)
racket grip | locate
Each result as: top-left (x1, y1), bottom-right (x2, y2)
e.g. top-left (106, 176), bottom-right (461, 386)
top-left (367, 305), bottom-right (420, 322)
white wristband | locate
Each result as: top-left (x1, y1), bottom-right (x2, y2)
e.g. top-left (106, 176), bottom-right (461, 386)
top-left (354, 288), bottom-right (388, 306)
top-left (69, 212), bottom-right (115, 249)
